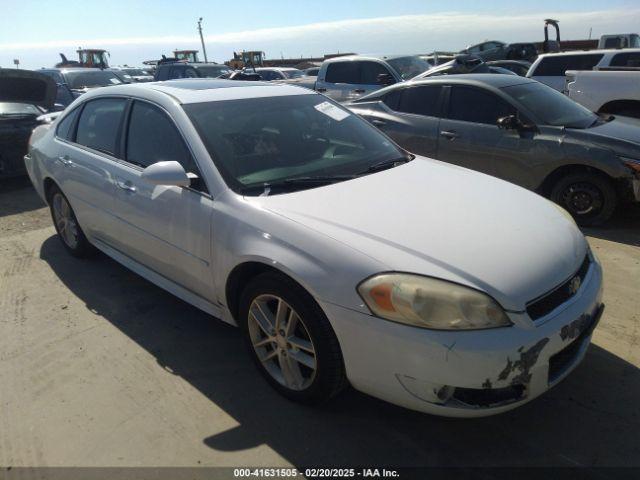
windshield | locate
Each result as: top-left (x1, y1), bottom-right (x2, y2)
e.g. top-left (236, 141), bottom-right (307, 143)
top-left (184, 94), bottom-right (405, 195)
top-left (387, 56), bottom-right (432, 79)
top-left (196, 66), bottom-right (232, 78)
top-left (502, 82), bottom-right (598, 128)
top-left (65, 71), bottom-right (123, 89)
top-left (283, 70), bottom-right (304, 79)
top-left (0, 102), bottom-right (41, 116)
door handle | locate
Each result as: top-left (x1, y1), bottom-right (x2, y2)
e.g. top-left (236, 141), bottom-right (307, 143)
top-left (354, 89), bottom-right (366, 94)
top-left (316, 87), bottom-right (327, 92)
top-left (371, 119), bottom-right (387, 127)
top-left (116, 180), bottom-right (137, 193)
top-left (57, 155), bottom-right (74, 166)
top-left (440, 130), bottom-right (459, 140)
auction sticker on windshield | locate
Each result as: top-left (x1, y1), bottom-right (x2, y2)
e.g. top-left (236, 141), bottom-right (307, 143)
top-left (314, 101), bottom-right (350, 121)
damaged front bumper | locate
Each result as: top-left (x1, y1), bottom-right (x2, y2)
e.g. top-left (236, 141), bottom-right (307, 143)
top-left (320, 258), bottom-right (603, 418)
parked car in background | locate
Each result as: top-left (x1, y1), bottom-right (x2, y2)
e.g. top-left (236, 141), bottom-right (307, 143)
top-left (460, 41), bottom-right (537, 62)
top-left (39, 67), bottom-right (126, 108)
top-left (248, 67), bottom-right (305, 80)
top-left (315, 54), bottom-right (432, 101)
top-left (598, 33), bottom-right (640, 49)
top-left (565, 70), bottom-right (640, 119)
top-left (486, 60), bottom-right (532, 77)
top-left (112, 66), bottom-right (154, 82)
top-left (527, 48), bottom-right (640, 91)
top-left (26, 79), bottom-right (603, 417)
top-left (304, 67), bottom-right (320, 76)
top-left (154, 62), bottom-right (232, 81)
top-left (0, 69), bottom-right (55, 177)
top-left (415, 55), bottom-right (518, 78)
top-left (348, 74), bottom-right (640, 226)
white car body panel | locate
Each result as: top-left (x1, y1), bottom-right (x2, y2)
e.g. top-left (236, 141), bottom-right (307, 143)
top-left (565, 69), bottom-right (640, 112)
top-left (26, 80), bottom-right (603, 417)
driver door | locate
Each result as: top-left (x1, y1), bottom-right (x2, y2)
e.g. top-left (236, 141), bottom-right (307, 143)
top-left (109, 100), bottom-right (215, 302)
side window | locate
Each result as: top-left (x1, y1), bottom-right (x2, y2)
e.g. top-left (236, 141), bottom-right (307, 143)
top-left (395, 86), bottom-right (442, 116)
top-left (184, 68), bottom-right (198, 78)
top-left (359, 61), bottom-right (391, 84)
top-left (610, 52), bottom-right (640, 67)
top-left (76, 98), bottom-right (127, 155)
top-left (259, 70), bottom-right (277, 81)
top-left (169, 67), bottom-right (185, 79)
top-left (533, 54), bottom-right (604, 76)
top-left (56, 108), bottom-right (80, 141)
top-left (126, 101), bottom-right (198, 175)
top-left (324, 62), bottom-right (359, 83)
top-left (448, 87), bottom-right (516, 125)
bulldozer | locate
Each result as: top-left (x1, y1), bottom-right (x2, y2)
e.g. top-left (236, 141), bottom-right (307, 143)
top-left (56, 48), bottom-right (110, 69)
top-left (228, 51), bottom-right (265, 70)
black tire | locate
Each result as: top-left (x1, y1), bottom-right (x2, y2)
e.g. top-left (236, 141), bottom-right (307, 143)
top-left (549, 172), bottom-right (617, 227)
top-left (239, 271), bottom-right (347, 404)
top-left (48, 184), bottom-right (96, 258)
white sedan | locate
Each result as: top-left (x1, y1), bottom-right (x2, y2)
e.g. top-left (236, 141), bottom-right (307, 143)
top-left (25, 79), bottom-right (603, 417)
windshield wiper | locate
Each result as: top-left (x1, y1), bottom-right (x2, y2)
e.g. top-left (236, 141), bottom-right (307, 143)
top-left (239, 175), bottom-right (356, 196)
top-left (358, 156), bottom-right (412, 175)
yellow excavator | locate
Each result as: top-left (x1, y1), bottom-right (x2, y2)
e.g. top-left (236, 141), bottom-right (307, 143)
top-left (228, 51), bottom-right (265, 70)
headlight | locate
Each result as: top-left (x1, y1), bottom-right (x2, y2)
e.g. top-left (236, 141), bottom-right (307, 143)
top-left (357, 273), bottom-right (512, 330)
top-left (619, 156), bottom-right (640, 175)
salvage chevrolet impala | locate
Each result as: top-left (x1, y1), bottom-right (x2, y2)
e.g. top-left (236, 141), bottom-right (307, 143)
top-left (25, 79), bottom-right (603, 417)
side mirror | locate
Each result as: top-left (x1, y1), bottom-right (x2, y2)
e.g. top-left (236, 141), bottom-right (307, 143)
top-left (141, 161), bottom-right (190, 187)
top-left (377, 73), bottom-right (395, 86)
top-left (497, 115), bottom-right (521, 130)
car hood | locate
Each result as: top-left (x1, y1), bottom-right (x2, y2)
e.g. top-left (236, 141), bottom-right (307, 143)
top-left (0, 69), bottom-right (56, 110)
top-left (255, 158), bottom-right (587, 312)
top-left (567, 116), bottom-right (640, 153)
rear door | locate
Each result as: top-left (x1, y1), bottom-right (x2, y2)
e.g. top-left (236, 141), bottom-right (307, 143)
top-left (437, 85), bottom-right (518, 174)
top-left (366, 85), bottom-right (444, 158)
top-left (107, 99), bottom-right (215, 301)
top-left (53, 98), bottom-right (127, 243)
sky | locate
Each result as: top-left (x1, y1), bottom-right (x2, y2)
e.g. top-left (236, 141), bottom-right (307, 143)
top-left (1, 0), bottom-right (639, 69)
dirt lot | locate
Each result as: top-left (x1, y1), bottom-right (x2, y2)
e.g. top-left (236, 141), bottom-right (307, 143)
top-left (1, 177), bottom-right (639, 471)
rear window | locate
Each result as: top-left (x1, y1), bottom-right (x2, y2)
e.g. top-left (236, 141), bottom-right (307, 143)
top-left (76, 98), bottom-right (127, 155)
top-left (610, 52), bottom-right (640, 67)
top-left (384, 86), bottom-right (442, 116)
top-left (532, 54), bottom-right (604, 76)
top-left (325, 62), bottom-right (359, 83)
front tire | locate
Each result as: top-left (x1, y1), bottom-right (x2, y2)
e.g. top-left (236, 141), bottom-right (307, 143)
top-left (549, 172), bottom-right (617, 227)
top-left (48, 185), bottom-right (96, 258)
top-left (239, 272), bottom-right (347, 404)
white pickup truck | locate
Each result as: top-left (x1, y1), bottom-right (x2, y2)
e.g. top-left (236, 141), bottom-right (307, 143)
top-left (565, 69), bottom-right (640, 119)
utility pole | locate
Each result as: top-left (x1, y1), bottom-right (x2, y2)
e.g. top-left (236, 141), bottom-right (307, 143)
top-left (198, 17), bottom-right (208, 63)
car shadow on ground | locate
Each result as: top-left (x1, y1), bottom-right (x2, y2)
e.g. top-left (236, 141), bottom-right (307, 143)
top-left (582, 203), bottom-right (640, 247)
top-left (40, 236), bottom-right (640, 471)
top-left (0, 177), bottom-right (45, 217)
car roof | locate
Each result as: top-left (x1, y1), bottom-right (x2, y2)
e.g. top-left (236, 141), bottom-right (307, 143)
top-left (408, 73), bottom-right (534, 88)
top-left (84, 79), bottom-right (315, 104)
top-left (536, 48), bottom-right (640, 59)
top-left (41, 67), bottom-right (112, 74)
top-left (323, 54), bottom-right (418, 64)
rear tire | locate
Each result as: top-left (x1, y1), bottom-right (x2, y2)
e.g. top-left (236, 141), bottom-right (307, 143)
top-left (48, 185), bottom-right (96, 258)
top-left (239, 271), bottom-right (347, 404)
top-left (549, 172), bottom-right (617, 227)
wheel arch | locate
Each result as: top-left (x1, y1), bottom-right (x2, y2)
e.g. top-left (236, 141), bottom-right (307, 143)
top-left (537, 164), bottom-right (615, 196)
top-left (598, 99), bottom-right (640, 117)
top-left (43, 177), bottom-right (59, 203)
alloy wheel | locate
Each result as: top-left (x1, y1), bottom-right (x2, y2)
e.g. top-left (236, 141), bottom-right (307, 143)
top-left (561, 182), bottom-right (603, 216)
top-left (247, 294), bottom-right (317, 391)
top-left (52, 193), bottom-right (79, 249)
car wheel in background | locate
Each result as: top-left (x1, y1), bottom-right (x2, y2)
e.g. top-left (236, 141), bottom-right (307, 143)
top-left (239, 271), bottom-right (347, 404)
top-left (48, 185), bottom-right (96, 258)
top-left (550, 172), bottom-right (617, 227)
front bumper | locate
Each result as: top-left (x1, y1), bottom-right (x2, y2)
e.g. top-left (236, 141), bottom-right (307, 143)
top-left (320, 259), bottom-right (603, 417)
